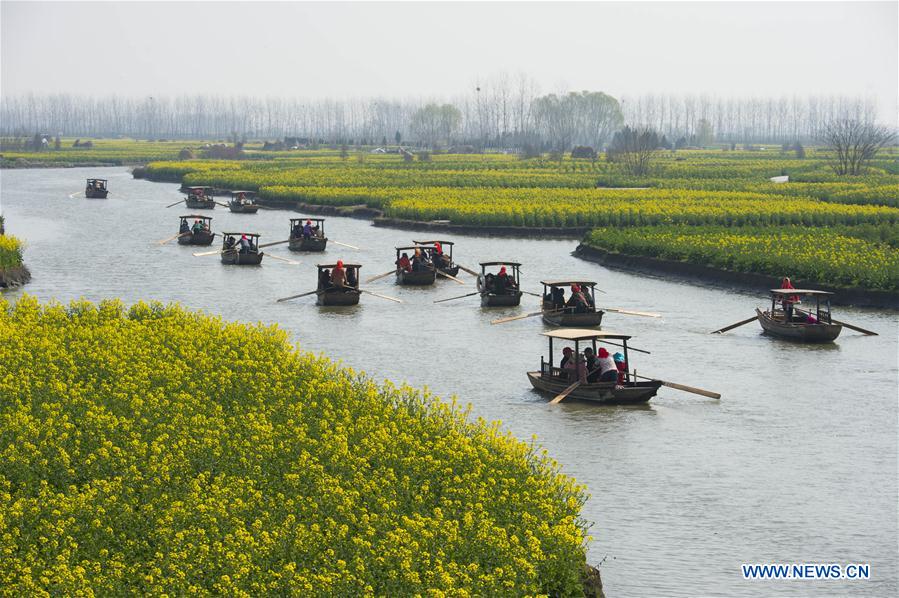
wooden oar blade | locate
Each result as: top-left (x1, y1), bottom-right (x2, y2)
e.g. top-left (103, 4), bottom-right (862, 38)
top-left (365, 270), bottom-right (396, 284)
top-left (433, 291), bottom-right (480, 304)
top-left (361, 289), bottom-right (402, 303)
top-left (661, 380), bottom-right (721, 400)
top-left (258, 239), bottom-right (290, 249)
top-left (604, 307), bottom-right (661, 318)
top-left (192, 249), bottom-right (220, 257)
top-left (276, 289), bottom-right (320, 302)
top-left (266, 254), bottom-right (300, 265)
top-left (550, 381), bottom-right (580, 404)
top-left (456, 264), bottom-right (480, 277)
top-left (711, 315), bottom-right (758, 334)
top-left (490, 311), bottom-right (542, 325)
top-left (331, 240), bottom-right (360, 250)
top-left (437, 270), bottom-right (466, 285)
top-left (832, 319), bottom-right (878, 336)
top-left (165, 200), bottom-right (184, 208)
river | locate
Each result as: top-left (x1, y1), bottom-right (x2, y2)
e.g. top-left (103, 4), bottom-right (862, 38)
top-left (2, 167), bottom-right (897, 597)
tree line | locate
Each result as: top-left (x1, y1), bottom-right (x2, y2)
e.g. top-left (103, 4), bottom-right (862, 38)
top-left (0, 84), bottom-right (886, 148)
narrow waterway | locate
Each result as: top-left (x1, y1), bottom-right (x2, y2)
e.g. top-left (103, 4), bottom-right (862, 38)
top-left (3, 167), bottom-right (897, 597)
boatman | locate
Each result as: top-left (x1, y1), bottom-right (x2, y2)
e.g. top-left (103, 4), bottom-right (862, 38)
top-left (239, 234), bottom-right (250, 253)
top-left (330, 260), bottom-right (347, 289)
top-left (303, 220), bottom-right (313, 238)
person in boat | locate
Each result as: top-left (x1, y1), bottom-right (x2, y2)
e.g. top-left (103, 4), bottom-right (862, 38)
top-left (560, 347), bottom-right (573, 370)
top-left (566, 285), bottom-right (590, 313)
top-left (396, 252), bottom-right (412, 272)
top-left (291, 222), bottom-right (303, 238)
top-left (563, 349), bottom-right (586, 382)
top-left (180, 219), bottom-right (190, 234)
top-left (302, 220), bottom-right (313, 238)
top-left (237, 192), bottom-right (246, 204)
top-left (411, 248), bottom-right (425, 272)
top-left (192, 219), bottom-right (204, 233)
top-left (551, 286), bottom-right (565, 308)
top-left (804, 312), bottom-right (817, 324)
top-left (780, 277), bottom-right (800, 321)
top-left (224, 235), bottom-right (235, 249)
top-left (583, 347), bottom-right (600, 382)
top-left (346, 265), bottom-right (358, 288)
top-left (239, 234), bottom-right (251, 253)
top-left (596, 348), bottom-right (618, 382)
top-left (495, 266), bottom-right (516, 294)
top-left (330, 260), bottom-right (347, 289)
top-left (433, 242), bottom-right (448, 269)
top-left (613, 353), bottom-right (627, 384)
top-left (319, 268), bottom-right (332, 290)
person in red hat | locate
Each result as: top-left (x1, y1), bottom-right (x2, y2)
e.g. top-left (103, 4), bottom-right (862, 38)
top-left (303, 219), bottom-right (313, 238)
top-left (780, 276), bottom-right (800, 321)
top-left (330, 259), bottom-right (347, 288)
top-left (596, 348), bottom-right (618, 382)
top-left (566, 284), bottom-right (589, 313)
top-left (495, 265), bottom-right (514, 294)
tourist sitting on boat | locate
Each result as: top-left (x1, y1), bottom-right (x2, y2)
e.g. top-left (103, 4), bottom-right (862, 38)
top-left (566, 285), bottom-right (590, 313)
top-left (225, 235), bottom-right (236, 249)
top-left (805, 312), bottom-right (818, 324)
top-left (319, 268), bottom-right (332, 289)
top-left (192, 219), bottom-right (203, 233)
top-left (237, 192), bottom-right (246, 203)
top-left (583, 347), bottom-right (600, 382)
top-left (560, 346), bottom-right (573, 369)
top-left (552, 287), bottom-right (566, 308)
top-left (303, 220), bottom-right (314, 238)
top-left (613, 353), bottom-right (627, 384)
top-left (596, 348), bottom-right (619, 382)
top-left (780, 277), bottom-right (800, 321)
top-left (495, 266), bottom-right (516, 294)
top-left (292, 222), bottom-right (303, 238)
top-left (396, 252), bottom-right (412, 272)
top-left (346, 266), bottom-right (358, 288)
top-left (180, 220), bottom-right (190, 234)
top-left (330, 260), bottom-right (347, 288)
top-left (563, 349), bottom-right (586, 382)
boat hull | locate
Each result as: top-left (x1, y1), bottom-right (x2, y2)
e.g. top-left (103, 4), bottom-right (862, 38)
top-left (541, 307), bottom-right (604, 327)
top-left (185, 198), bottom-right (215, 209)
top-left (439, 265), bottom-right (460, 277)
top-left (527, 371), bottom-right (660, 404)
top-left (85, 188), bottom-right (108, 199)
top-left (481, 291), bottom-right (523, 307)
top-left (229, 202), bottom-right (259, 214)
top-left (756, 308), bottom-right (842, 342)
top-left (220, 250), bottom-right (264, 265)
top-left (396, 269), bottom-right (436, 285)
top-left (316, 288), bottom-right (361, 306)
top-left (177, 231), bottom-right (215, 246)
top-left (288, 237), bottom-right (328, 252)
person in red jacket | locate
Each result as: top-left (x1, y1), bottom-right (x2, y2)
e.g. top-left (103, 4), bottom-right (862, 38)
top-left (780, 277), bottom-right (800, 321)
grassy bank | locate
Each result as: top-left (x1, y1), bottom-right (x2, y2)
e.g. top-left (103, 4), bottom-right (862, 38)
top-left (0, 297), bottom-right (590, 595)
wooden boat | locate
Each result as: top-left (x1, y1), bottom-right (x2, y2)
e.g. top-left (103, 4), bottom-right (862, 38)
top-left (477, 261), bottom-right (523, 307)
top-left (757, 289), bottom-right (842, 342)
top-left (528, 329), bottom-right (662, 404)
top-left (184, 186), bottom-right (216, 209)
top-left (177, 214), bottom-right (215, 246)
top-left (315, 263), bottom-right (361, 306)
top-left (219, 232), bottom-right (264, 265)
top-left (85, 178), bottom-right (108, 199)
top-left (394, 246), bottom-right (436, 285)
top-left (288, 217), bottom-right (328, 252)
top-left (228, 190), bottom-right (259, 214)
top-left (540, 280), bottom-right (604, 327)
top-left (412, 239), bottom-right (459, 276)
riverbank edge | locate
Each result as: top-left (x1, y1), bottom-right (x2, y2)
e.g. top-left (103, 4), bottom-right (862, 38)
top-left (1, 159), bottom-right (151, 169)
top-left (0, 265), bottom-right (32, 288)
top-left (574, 243), bottom-right (899, 309)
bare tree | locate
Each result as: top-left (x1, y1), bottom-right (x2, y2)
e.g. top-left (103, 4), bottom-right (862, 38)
top-left (606, 126), bottom-right (660, 176)
top-left (820, 119), bottom-right (896, 175)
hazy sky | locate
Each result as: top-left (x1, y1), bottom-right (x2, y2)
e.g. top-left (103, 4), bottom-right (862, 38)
top-left (2, 1), bottom-right (896, 120)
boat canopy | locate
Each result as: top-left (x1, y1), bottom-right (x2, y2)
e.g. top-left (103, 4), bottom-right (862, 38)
top-left (222, 232), bottom-right (261, 237)
top-left (188, 186), bottom-right (214, 190)
top-left (542, 328), bottom-right (631, 341)
top-left (396, 245), bottom-right (425, 252)
top-left (317, 263), bottom-right (361, 269)
top-left (412, 240), bottom-right (455, 246)
top-left (770, 289), bottom-right (833, 295)
top-left (541, 280), bottom-right (598, 287)
top-left (480, 261), bottom-right (521, 267)
top-left (180, 214), bottom-right (212, 220)
top-left (290, 217), bottom-right (325, 223)
top-left (86, 178), bottom-right (107, 183)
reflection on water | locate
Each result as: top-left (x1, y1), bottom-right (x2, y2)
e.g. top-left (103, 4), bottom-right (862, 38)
top-left (2, 167), bottom-right (897, 597)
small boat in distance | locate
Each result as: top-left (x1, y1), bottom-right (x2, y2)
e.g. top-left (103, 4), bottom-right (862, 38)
top-left (394, 246), bottom-right (437, 285)
top-left (412, 240), bottom-right (459, 277)
top-left (184, 186), bottom-right (216, 209)
top-left (541, 280), bottom-right (604, 327)
top-left (177, 215), bottom-right (215, 245)
top-left (220, 232), bottom-right (264, 265)
top-left (316, 263), bottom-right (361, 306)
top-left (85, 178), bottom-right (109, 199)
top-left (288, 218), bottom-right (328, 252)
top-left (228, 190), bottom-right (259, 214)
top-left (528, 328), bottom-right (662, 404)
top-left (757, 288), bottom-right (842, 342)
top-left (477, 261), bottom-right (523, 307)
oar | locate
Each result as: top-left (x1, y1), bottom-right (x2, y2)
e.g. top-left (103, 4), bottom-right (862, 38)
top-left (598, 340), bottom-right (650, 355)
top-left (215, 201), bottom-right (231, 208)
top-left (434, 291), bottom-right (480, 304)
top-left (522, 291), bottom-right (543, 298)
top-left (602, 307), bottom-right (662, 318)
top-left (276, 289), bottom-right (324, 302)
top-left (491, 309), bottom-right (563, 325)
top-left (193, 248), bottom-right (226, 257)
top-left (550, 381), bottom-right (581, 404)
top-left (361, 289), bottom-right (403, 303)
top-left (331, 240), bottom-right (360, 250)
top-left (165, 199), bottom-right (184, 208)
top-left (156, 231), bottom-right (190, 245)
top-left (795, 308), bottom-right (878, 336)
top-left (366, 269), bottom-right (396, 284)
top-left (265, 254), bottom-right (300, 265)
top-left (711, 315), bottom-right (758, 334)
top-left (436, 270), bottom-right (466, 285)
top-left (258, 239), bottom-right (290, 249)
top-left (633, 373), bottom-right (721, 399)
top-left (456, 264), bottom-right (480, 277)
